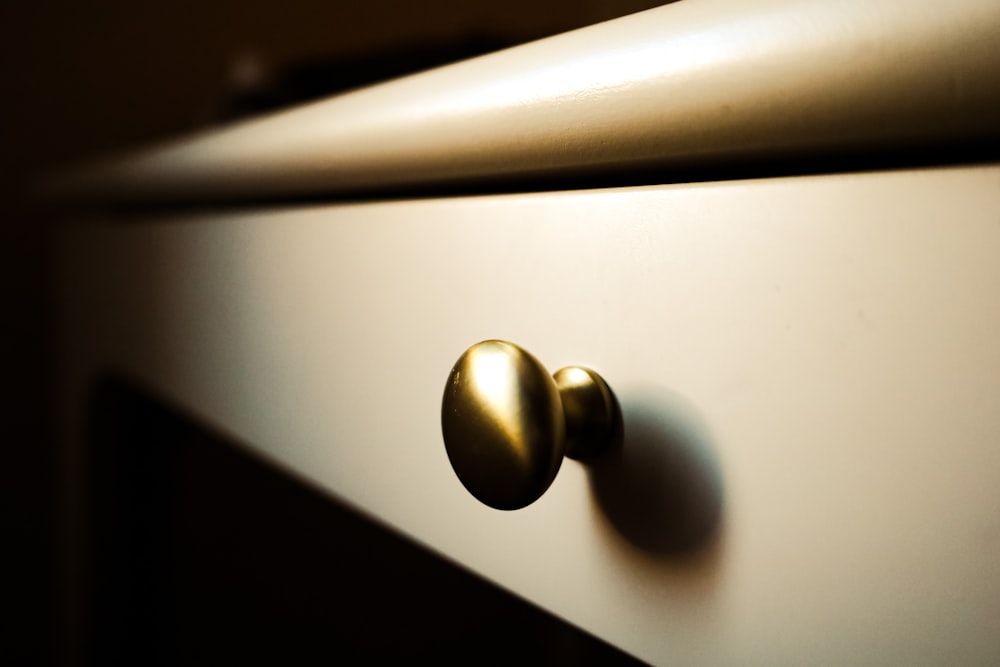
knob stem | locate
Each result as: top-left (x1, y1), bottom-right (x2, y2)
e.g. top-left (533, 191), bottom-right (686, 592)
top-left (555, 366), bottom-right (620, 462)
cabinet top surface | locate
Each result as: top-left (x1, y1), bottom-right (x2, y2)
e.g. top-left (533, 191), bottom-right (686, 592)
top-left (49, 0), bottom-right (1000, 205)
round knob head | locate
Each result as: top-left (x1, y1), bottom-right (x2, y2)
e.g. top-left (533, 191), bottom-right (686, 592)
top-left (441, 340), bottom-right (565, 510)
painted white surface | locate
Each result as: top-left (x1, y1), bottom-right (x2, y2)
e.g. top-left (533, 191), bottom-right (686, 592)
top-left (50, 0), bottom-right (1000, 202)
top-left (57, 165), bottom-right (1000, 664)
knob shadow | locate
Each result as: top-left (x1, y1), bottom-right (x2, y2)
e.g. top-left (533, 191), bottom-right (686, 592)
top-left (587, 386), bottom-right (724, 558)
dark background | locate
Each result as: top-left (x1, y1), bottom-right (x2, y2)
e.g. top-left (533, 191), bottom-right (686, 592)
top-left (1, 1), bottom-right (664, 663)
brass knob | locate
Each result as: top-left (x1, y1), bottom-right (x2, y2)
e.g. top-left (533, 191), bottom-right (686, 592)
top-left (441, 340), bottom-right (620, 510)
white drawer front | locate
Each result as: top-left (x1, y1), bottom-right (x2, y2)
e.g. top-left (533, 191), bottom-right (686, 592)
top-left (57, 165), bottom-right (1000, 665)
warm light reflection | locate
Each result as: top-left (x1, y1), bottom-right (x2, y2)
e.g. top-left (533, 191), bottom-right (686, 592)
top-left (420, 25), bottom-right (747, 123)
top-left (470, 344), bottom-right (518, 411)
top-left (559, 366), bottom-right (591, 390)
top-left (463, 342), bottom-right (532, 467)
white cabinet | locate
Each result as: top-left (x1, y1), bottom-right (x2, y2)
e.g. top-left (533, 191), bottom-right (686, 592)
top-left (51, 0), bottom-right (1000, 662)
